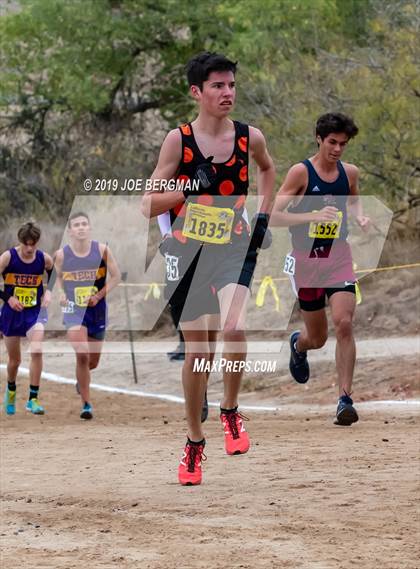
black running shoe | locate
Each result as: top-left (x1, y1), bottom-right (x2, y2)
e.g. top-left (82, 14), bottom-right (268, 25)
top-left (334, 394), bottom-right (359, 426)
top-left (167, 344), bottom-right (185, 361)
top-left (80, 402), bottom-right (93, 420)
top-left (201, 390), bottom-right (209, 423)
top-left (289, 331), bottom-right (310, 384)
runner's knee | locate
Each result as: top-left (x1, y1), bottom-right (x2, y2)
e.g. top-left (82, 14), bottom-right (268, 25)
top-left (89, 357), bottom-right (100, 370)
top-left (76, 352), bottom-right (89, 365)
top-left (306, 332), bottom-right (328, 349)
top-left (30, 343), bottom-right (43, 356)
top-left (8, 356), bottom-right (21, 369)
top-left (223, 328), bottom-right (246, 342)
top-left (185, 352), bottom-right (210, 368)
top-left (334, 316), bottom-right (353, 340)
top-left (72, 341), bottom-right (89, 355)
top-left (30, 349), bottom-right (43, 358)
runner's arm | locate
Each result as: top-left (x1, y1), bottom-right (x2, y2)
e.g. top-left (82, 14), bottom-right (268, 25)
top-left (0, 251), bottom-right (12, 302)
top-left (45, 253), bottom-right (55, 289)
top-left (346, 164), bottom-right (370, 229)
top-left (0, 250), bottom-right (11, 275)
top-left (0, 251), bottom-right (23, 310)
top-left (0, 252), bottom-right (9, 300)
top-left (141, 129), bottom-right (185, 218)
top-left (271, 164), bottom-right (338, 226)
top-left (249, 127), bottom-right (275, 214)
top-left (53, 250), bottom-right (67, 304)
top-left (42, 253), bottom-right (55, 307)
top-left (95, 244), bottom-right (121, 300)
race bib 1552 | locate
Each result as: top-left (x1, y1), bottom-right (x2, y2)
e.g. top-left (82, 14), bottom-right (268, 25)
top-left (308, 211), bottom-right (343, 239)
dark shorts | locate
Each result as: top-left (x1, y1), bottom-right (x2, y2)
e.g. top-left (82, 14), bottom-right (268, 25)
top-left (298, 282), bottom-right (356, 311)
top-left (0, 304), bottom-right (48, 337)
top-left (162, 237), bottom-right (257, 323)
top-left (63, 305), bottom-right (107, 340)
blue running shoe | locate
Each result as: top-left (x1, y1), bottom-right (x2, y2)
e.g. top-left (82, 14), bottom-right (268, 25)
top-left (334, 394), bottom-right (359, 426)
top-left (25, 398), bottom-right (45, 415)
top-left (80, 402), bottom-right (93, 420)
top-left (289, 331), bottom-right (310, 384)
top-left (4, 388), bottom-right (16, 415)
top-left (201, 390), bottom-right (209, 423)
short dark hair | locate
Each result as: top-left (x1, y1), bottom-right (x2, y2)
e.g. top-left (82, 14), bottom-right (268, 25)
top-left (68, 211), bottom-right (90, 228)
top-left (186, 52), bottom-right (237, 90)
top-left (17, 222), bottom-right (41, 244)
top-left (316, 113), bottom-right (359, 140)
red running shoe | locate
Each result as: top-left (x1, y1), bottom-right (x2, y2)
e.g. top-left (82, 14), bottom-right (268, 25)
top-left (178, 439), bottom-right (206, 486)
top-left (220, 408), bottom-right (250, 455)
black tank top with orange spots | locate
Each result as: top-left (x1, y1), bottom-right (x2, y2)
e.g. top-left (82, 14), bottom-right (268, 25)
top-left (169, 121), bottom-right (250, 245)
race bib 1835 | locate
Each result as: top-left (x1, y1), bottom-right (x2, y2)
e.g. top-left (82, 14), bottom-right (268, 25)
top-left (182, 203), bottom-right (234, 244)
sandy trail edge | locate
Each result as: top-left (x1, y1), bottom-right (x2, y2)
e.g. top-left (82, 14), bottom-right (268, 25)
top-left (1, 382), bottom-right (419, 569)
top-left (1, 337), bottom-right (419, 569)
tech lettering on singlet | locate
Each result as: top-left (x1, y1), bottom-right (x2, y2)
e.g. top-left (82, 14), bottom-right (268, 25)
top-left (61, 241), bottom-right (106, 317)
top-left (169, 121), bottom-right (250, 247)
top-left (2, 249), bottom-right (45, 308)
top-left (289, 159), bottom-right (350, 253)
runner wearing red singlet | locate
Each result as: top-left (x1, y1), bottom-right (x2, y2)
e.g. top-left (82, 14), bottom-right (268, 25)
top-left (142, 52), bottom-right (275, 485)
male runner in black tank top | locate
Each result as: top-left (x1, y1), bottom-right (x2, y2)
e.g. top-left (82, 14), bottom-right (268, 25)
top-left (271, 113), bottom-right (370, 426)
top-left (141, 52), bottom-right (275, 485)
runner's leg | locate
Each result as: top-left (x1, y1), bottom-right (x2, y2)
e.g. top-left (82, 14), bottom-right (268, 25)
top-left (26, 323), bottom-right (45, 388)
top-left (88, 338), bottom-right (104, 370)
top-left (3, 336), bottom-right (20, 414)
top-left (296, 308), bottom-right (329, 352)
top-left (25, 323), bottom-right (46, 413)
top-left (3, 336), bottom-right (21, 382)
top-left (329, 291), bottom-right (356, 396)
top-left (67, 326), bottom-right (91, 404)
top-left (202, 315), bottom-right (219, 422)
top-left (180, 315), bottom-right (211, 442)
top-left (218, 283), bottom-right (249, 409)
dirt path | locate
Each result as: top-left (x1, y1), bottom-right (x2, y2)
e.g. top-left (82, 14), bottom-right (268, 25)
top-left (1, 380), bottom-right (419, 569)
top-left (3, 336), bottom-right (419, 405)
top-left (1, 334), bottom-right (419, 569)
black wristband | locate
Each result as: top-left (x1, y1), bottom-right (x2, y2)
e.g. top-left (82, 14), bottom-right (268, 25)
top-left (250, 213), bottom-right (271, 251)
top-left (0, 289), bottom-right (11, 302)
top-left (46, 268), bottom-right (57, 291)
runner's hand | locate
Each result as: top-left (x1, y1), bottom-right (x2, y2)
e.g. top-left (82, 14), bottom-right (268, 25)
top-left (87, 293), bottom-right (101, 307)
top-left (59, 292), bottom-right (68, 307)
top-left (41, 289), bottom-right (52, 308)
top-left (159, 234), bottom-right (173, 256)
top-left (193, 158), bottom-right (217, 193)
top-left (8, 296), bottom-right (24, 312)
top-left (312, 207), bottom-right (339, 222)
top-left (356, 215), bottom-right (371, 232)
